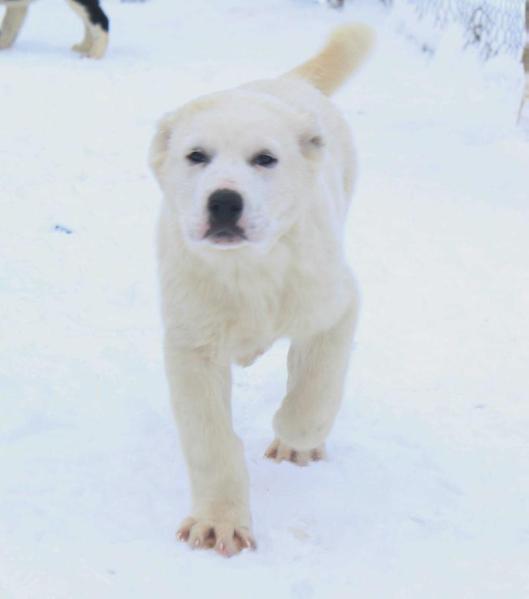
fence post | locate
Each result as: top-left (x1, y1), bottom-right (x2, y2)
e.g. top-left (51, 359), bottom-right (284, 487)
top-left (519, 1), bottom-right (529, 120)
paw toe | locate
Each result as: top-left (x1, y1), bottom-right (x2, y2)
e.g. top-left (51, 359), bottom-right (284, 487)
top-left (265, 439), bottom-right (326, 466)
top-left (177, 517), bottom-right (255, 556)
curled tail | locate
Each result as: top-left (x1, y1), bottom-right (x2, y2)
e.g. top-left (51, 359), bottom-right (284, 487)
top-left (284, 23), bottom-right (374, 96)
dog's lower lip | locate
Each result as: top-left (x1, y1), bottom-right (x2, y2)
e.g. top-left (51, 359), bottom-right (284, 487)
top-left (205, 228), bottom-right (247, 244)
top-left (209, 235), bottom-right (245, 245)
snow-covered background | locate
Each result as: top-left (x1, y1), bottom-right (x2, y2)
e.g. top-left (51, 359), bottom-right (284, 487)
top-left (1, 0), bottom-right (528, 597)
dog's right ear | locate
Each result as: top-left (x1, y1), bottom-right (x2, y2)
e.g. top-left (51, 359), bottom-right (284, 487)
top-left (149, 113), bottom-right (176, 183)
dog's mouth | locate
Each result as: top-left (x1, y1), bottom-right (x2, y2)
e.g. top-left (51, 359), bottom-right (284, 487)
top-left (204, 225), bottom-right (247, 247)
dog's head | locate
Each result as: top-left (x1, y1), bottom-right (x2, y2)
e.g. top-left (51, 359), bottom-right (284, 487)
top-left (150, 90), bottom-right (323, 254)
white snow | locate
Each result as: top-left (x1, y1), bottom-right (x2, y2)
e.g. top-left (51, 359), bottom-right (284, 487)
top-left (1, 0), bottom-right (529, 597)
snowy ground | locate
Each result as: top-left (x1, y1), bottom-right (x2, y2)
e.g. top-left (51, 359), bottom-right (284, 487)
top-left (1, 0), bottom-right (529, 597)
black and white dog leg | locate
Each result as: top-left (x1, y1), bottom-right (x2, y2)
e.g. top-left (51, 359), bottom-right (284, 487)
top-left (67, 0), bottom-right (109, 59)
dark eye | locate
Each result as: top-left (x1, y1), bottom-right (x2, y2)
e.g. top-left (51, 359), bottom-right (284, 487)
top-left (186, 150), bottom-right (210, 165)
top-left (251, 153), bottom-right (278, 168)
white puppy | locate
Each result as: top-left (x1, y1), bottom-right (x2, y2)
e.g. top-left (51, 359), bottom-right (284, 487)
top-left (149, 24), bottom-right (373, 557)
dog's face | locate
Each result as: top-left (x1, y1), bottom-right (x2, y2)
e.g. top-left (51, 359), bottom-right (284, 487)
top-left (150, 91), bottom-right (322, 253)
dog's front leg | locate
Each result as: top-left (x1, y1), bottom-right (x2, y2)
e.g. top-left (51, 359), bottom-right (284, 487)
top-left (266, 299), bottom-right (357, 466)
top-left (164, 339), bottom-right (255, 557)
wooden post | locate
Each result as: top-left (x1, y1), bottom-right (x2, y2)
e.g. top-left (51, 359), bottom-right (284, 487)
top-left (519, 1), bottom-right (529, 120)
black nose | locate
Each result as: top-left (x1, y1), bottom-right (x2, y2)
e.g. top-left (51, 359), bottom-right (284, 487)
top-left (207, 189), bottom-right (243, 226)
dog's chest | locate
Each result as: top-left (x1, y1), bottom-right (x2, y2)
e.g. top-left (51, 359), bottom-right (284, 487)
top-left (224, 282), bottom-right (284, 365)
top-left (223, 268), bottom-right (345, 365)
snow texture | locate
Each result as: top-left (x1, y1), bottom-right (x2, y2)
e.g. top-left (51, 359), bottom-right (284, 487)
top-left (1, 0), bottom-right (529, 597)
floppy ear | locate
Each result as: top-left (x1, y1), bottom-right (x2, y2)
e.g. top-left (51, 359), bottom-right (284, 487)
top-left (297, 113), bottom-right (324, 161)
top-left (299, 131), bottom-right (324, 160)
top-left (149, 98), bottom-right (215, 182)
top-left (149, 112), bottom-right (177, 182)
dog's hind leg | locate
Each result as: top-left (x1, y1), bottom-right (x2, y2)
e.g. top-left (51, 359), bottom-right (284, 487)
top-left (0, 4), bottom-right (29, 50)
top-left (66, 0), bottom-right (108, 59)
top-left (72, 21), bottom-right (91, 55)
top-left (267, 297), bottom-right (358, 466)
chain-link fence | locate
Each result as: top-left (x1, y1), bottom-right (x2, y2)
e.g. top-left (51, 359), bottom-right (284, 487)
top-left (327, 0), bottom-right (528, 118)
top-left (328, 0), bottom-right (526, 60)
top-left (397, 0), bottom-right (526, 60)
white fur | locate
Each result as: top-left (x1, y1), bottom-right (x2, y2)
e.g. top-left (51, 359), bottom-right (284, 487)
top-left (149, 24), bottom-right (373, 557)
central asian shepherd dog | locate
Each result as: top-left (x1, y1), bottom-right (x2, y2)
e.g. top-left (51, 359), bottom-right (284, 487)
top-left (149, 23), bottom-right (374, 557)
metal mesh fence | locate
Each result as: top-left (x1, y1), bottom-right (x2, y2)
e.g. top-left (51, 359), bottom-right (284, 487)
top-left (402, 0), bottom-right (526, 59)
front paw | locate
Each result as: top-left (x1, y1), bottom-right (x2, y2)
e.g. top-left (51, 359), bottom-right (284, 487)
top-left (176, 516), bottom-right (256, 558)
top-left (264, 438), bottom-right (326, 466)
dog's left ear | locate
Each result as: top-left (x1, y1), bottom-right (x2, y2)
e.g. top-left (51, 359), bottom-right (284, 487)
top-left (299, 131), bottom-right (324, 160)
top-left (297, 114), bottom-right (324, 161)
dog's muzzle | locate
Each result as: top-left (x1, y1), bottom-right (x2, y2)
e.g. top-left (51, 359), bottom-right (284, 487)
top-left (205, 189), bottom-right (246, 244)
